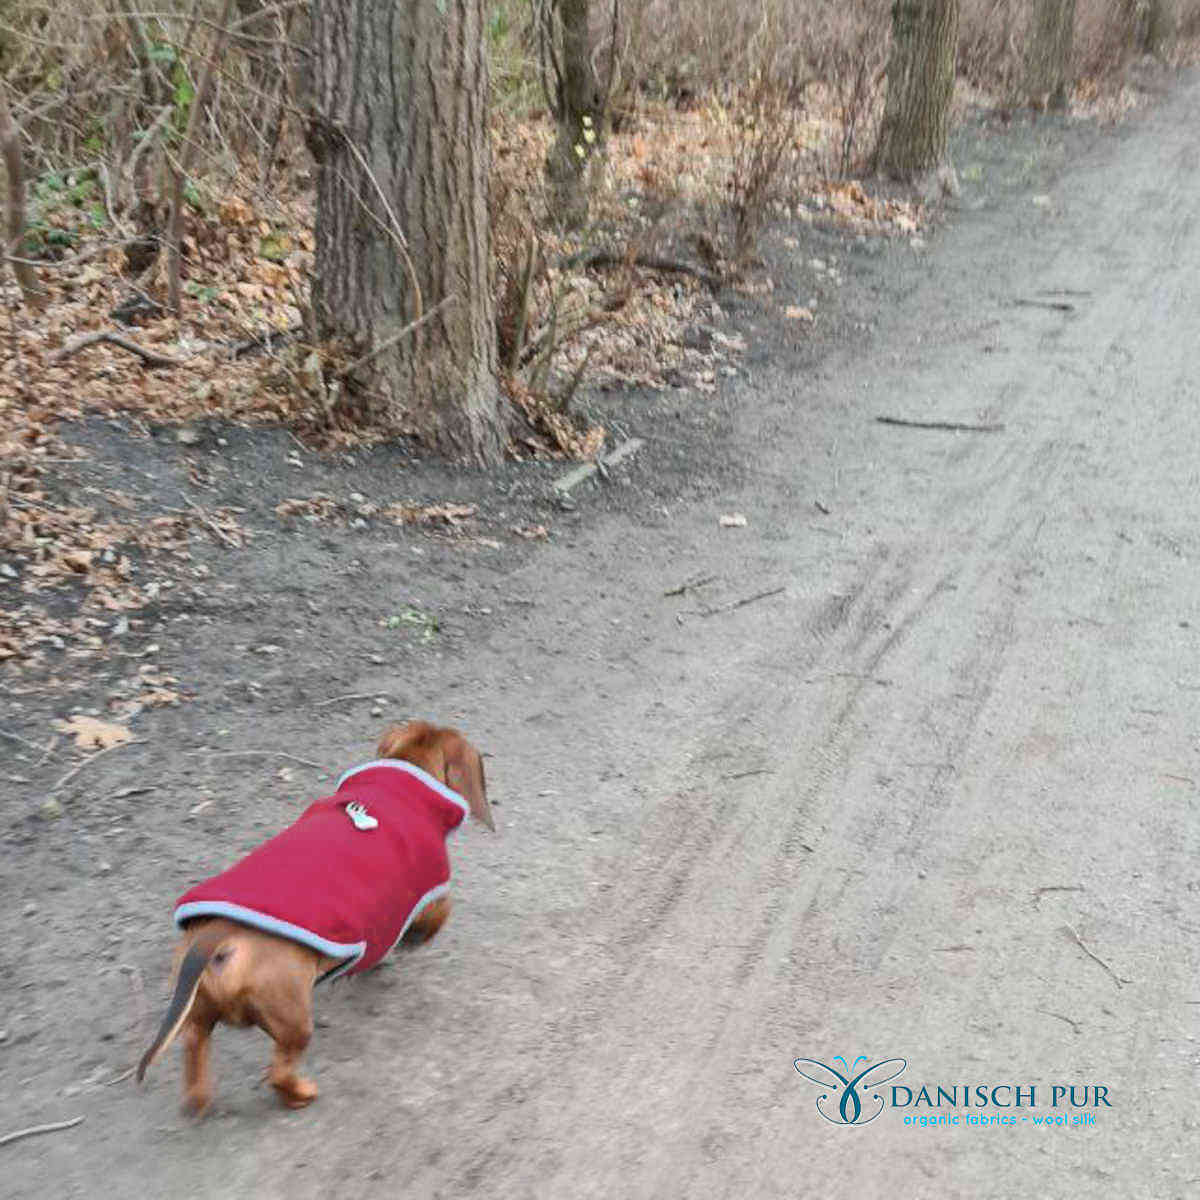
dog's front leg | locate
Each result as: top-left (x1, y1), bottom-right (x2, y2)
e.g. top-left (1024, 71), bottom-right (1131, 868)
top-left (402, 895), bottom-right (452, 947)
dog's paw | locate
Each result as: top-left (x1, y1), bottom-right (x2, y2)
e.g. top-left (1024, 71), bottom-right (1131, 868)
top-left (181, 1090), bottom-right (212, 1118)
top-left (274, 1077), bottom-right (319, 1108)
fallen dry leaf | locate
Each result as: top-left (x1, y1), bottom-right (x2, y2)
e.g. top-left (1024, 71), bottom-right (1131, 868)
top-left (54, 714), bottom-right (133, 750)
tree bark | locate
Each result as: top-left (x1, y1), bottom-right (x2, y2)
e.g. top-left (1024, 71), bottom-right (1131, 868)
top-left (873, 0), bottom-right (959, 179)
top-left (1024, 0), bottom-right (1076, 110)
top-left (309, 0), bottom-right (501, 463)
top-left (0, 82), bottom-right (45, 311)
top-left (545, 0), bottom-right (603, 230)
top-left (1139, 0), bottom-right (1173, 56)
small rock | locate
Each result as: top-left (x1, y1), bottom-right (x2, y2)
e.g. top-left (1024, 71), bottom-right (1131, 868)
top-left (23, 901), bottom-right (38, 916)
top-left (176, 426), bottom-right (202, 446)
top-left (350, 518), bottom-right (368, 530)
top-left (348, 492), bottom-right (366, 504)
top-left (0, 1029), bottom-right (8, 1044)
top-left (98, 861), bottom-right (113, 875)
top-left (48, 636), bottom-right (66, 651)
top-left (369, 654), bottom-right (385, 665)
top-left (0, 563), bottom-right (17, 579)
top-left (252, 644), bottom-right (282, 655)
top-left (370, 706), bottom-right (384, 718)
top-left (112, 616), bottom-right (129, 636)
top-left (39, 799), bottom-right (62, 821)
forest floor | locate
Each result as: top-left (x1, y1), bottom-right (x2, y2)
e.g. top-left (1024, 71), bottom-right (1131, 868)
top-left (1, 61), bottom-right (1198, 1199)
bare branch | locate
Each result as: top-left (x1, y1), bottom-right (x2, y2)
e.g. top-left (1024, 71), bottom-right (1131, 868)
top-left (50, 330), bottom-right (187, 368)
top-left (0, 83), bottom-right (46, 311)
top-left (167, 0), bottom-right (235, 314)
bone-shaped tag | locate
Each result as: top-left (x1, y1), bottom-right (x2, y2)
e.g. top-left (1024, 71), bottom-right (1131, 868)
top-left (345, 801), bottom-right (378, 831)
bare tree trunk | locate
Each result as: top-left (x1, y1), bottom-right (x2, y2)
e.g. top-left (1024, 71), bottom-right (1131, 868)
top-left (545, 0), bottom-right (603, 229)
top-left (309, 0), bottom-right (502, 463)
top-left (872, 0), bottom-right (959, 179)
top-left (1140, 0), bottom-right (1173, 55)
top-left (0, 83), bottom-right (45, 311)
top-left (1024, 0), bottom-right (1076, 110)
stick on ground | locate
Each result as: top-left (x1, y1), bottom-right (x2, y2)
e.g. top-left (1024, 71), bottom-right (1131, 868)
top-left (876, 416), bottom-right (1005, 433)
top-left (0, 1116), bottom-right (85, 1149)
top-left (698, 586), bottom-right (786, 618)
top-left (50, 331), bottom-right (186, 368)
top-left (52, 739), bottom-right (146, 792)
top-left (1064, 923), bottom-right (1129, 989)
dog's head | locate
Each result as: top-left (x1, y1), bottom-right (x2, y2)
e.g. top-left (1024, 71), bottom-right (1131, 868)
top-left (376, 721), bottom-right (494, 831)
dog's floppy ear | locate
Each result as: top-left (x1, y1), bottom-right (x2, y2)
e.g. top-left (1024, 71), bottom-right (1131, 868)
top-left (441, 732), bottom-right (494, 832)
top-left (376, 720), bottom-right (428, 759)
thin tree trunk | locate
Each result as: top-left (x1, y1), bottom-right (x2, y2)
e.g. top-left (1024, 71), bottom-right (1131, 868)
top-left (1140, 0), bottom-right (1173, 55)
top-left (873, 0), bottom-right (959, 179)
top-left (0, 84), bottom-right (45, 311)
top-left (310, 0), bottom-right (502, 463)
top-left (546, 0), bottom-right (602, 229)
top-left (1024, 0), bottom-right (1076, 110)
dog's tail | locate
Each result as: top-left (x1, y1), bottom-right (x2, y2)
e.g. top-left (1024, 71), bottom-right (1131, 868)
top-left (136, 933), bottom-right (238, 1081)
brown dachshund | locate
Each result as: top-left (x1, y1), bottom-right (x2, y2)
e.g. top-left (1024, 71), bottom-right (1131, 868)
top-left (137, 721), bottom-right (494, 1115)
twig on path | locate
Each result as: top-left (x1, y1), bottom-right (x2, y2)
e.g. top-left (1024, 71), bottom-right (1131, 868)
top-left (663, 574), bottom-right (717, 598)
top-left (725, 767), bottom-right (774, 781)
top-left (1012, 297), bottom-right (1075, 312)
top-left (49, 331), bottom-right (187, 368)
top-left (189, 750), bottom-right (325, 770)
top-left (178, 495), bottom-right (241, 549)
top-left (0, 728), bottom-right (40, 752)
top-left (0, 1115), bottom-right (85, 1149)
top-left (313, 693), bottom-right (388, 709)
top-left (1037, 1008), bottom-right (1082, 1034)
top-left (53, 739), bottom-right (147, 792)
top-left (1063, 923), bottom-right (1129, 989)
top-left (699, 585), bottom-right (786, 618)
top-left (875, 416), bottom-right (1005, 433)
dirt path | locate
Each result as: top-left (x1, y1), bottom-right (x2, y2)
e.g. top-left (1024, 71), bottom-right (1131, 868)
top-left (4, 71), bottom-right (1199, 1198)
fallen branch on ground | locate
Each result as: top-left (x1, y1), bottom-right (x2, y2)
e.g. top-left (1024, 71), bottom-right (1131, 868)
top-left (189, 750), bottom-right (325, 770)
top-left (53, 739), bottom-right (147, 792)
top-left (0, 1116), bottom-right (85, 1149)
top-left (663, 574), bottom-right (717, 597)
top-left (50, 331), bottom-right (187, 368)
top-left (562, 249), bottom-right (723, 291)
top-left (876, 416), bottom-right (1005, 433)
top-left (699, 585), bottom-right (786, 617)
top-left (312, 693), bottom-right (389, 709)
top-left (1013, 297), bottom-right (1074, 312)
top-left (1063, 923), bottom-right (1129, 989)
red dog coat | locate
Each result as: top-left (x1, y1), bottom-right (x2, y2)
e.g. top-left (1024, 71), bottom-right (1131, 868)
top-left (175, 760), bottom-right (468, 981)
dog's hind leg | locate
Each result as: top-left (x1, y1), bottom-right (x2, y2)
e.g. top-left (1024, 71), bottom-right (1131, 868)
top-left (401, 894), bottom-right (452, 947)
top-left (181, 1012), bottom-right (217, 1116)
top-left (256, 963), bottom-right (319, 1108)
